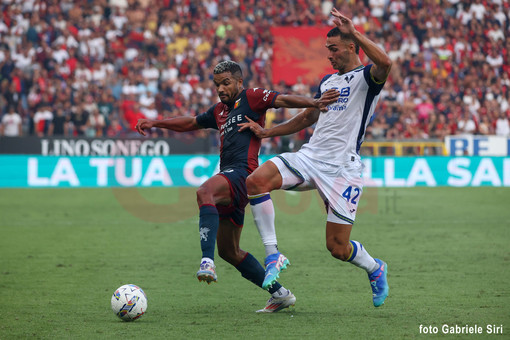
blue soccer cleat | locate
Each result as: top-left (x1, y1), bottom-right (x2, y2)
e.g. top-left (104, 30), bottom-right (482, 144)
top-left (262, 252), bottom-right (290, 290)
top-left (369, 258), bottom-right (389, 307)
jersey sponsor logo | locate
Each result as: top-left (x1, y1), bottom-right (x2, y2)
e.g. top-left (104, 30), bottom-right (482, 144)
top-left (327, 86), bottom-right (350, 97)
top-left (219, 114), bottom-right (243, 136)
top-left (345, 75), bottom-right (354, 83)
top-left (329, 105), bottom-right (347, 111)
top-left (234, 98), bottom-right (241, 109)
top-left (325, 86), bottom-right (351, 111)
top-left (221, 169), bottom-right (234, 173)
top-left (339, 87), bottom-right (350, 96)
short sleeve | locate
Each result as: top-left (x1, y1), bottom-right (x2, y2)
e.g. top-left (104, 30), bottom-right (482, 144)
top-left (245, 88), bottom-right (279, 112)
top-left (363, 64), bottom-right (385, 95)
top-left (196, 104), bottom-right (219, 130)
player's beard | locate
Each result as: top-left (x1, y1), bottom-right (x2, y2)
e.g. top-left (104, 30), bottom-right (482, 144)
top-left (219, 96), bottom-right (231, 104)
top-left (219, 88), bottom-right (240, 105)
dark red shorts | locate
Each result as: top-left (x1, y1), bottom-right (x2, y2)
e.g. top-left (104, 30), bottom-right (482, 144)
top-left (216, 167), bottom-right (249, 227)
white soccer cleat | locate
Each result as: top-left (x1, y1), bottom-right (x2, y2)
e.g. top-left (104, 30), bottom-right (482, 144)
top-left (197, 260), bottom-right (217, 284)
top-left (256, 290), bottom-right (296, 313)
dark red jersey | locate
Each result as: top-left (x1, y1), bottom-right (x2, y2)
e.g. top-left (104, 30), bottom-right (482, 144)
top-left (196, 88), bottom-right (279, 173)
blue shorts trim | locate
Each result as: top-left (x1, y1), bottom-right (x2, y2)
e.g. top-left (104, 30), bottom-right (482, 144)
top-left (276, 155), bottom-right (305, 190)
top-left (330, 207), bottom-right (355, 225)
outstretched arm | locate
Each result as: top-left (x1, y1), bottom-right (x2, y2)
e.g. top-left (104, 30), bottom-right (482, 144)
top-left (275, 89), bottom-right (339, 112)
top-left (238, 107), bottom-right (320, 138)
top-left (331, 8), bottom-right (392, 82)
top-left (136, 116), bottom-right (200, 136)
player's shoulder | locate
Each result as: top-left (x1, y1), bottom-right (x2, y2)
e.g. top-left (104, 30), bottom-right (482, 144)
top-left (245, 87), bottom-right (273, 95)
top-left (319, 73), bottom-right (336, 84)
top-left (202, 102), bottom-right (226, 117)
top-left (212, 102), bottom-right (228, 112)
top-left (315, 73), bottom-right (337, 91)
top-left (245, 87), bottom-right (278, 103)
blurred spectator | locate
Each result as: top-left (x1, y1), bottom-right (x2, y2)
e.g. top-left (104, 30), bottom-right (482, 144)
top-left (86, 108), bottom-right (106, 137)
top-left (457, 113), bottom-right (477, 135)
top-left (0, 0), bottom-right (506, 152)
top-left (368, 115), bottom-right (389, 140)
top-left (107, 117), bottom-right (123, 137)
top-left (496, 113), bottom-right (510, 137)
top-left (70, 104), bottom-right (89, 136)
top-left (0, 105), bottom-right (22, 136)
top-left (478, 115), bottom-right (494, 136)
top-left (33, 104), bottom-right (53, 137)
top-left (48, 105), bottom-right (69, 136)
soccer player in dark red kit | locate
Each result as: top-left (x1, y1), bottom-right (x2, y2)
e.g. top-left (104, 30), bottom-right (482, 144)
top-left (136, 60), bottom-right (339, 312)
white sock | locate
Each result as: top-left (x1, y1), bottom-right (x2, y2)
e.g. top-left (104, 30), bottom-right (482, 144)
top-left (249, 193), bottom-right (278, 257)
top-left (347, 240), bottom-right (379, 274)
top-left (272, 287), bottom-right (289, 298)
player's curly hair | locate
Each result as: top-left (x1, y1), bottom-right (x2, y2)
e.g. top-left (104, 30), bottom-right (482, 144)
top-left (327, 27), bottom-right (360, 55)
top-left (213, 60), bottom-right (243, 79)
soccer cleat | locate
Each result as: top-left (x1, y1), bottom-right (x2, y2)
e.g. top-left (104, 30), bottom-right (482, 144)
top-left (197, 260), bottom-right (217, 284)
top-left (369, 258), bottom-right (389, 307)
top-left (262, 252), bottom-right (290, 290)
top-left (256, 290), bottom-right (296, 313)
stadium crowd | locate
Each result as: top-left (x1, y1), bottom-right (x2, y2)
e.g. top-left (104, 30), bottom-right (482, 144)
top-left (0, 0), bottom-right (509, 153)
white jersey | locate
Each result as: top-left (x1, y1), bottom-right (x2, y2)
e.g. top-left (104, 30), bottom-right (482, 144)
top-left (1, 112), bottom-right (22, 136)
top-left (300, 64), bottom-right (385, 165)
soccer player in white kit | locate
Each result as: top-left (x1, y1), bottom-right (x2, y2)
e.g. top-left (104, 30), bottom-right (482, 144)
top-left (239, 8), bottom-right (392, 308)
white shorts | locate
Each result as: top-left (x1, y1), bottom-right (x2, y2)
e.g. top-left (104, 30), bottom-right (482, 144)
top-left (269, 151), bottom-right (364, 225)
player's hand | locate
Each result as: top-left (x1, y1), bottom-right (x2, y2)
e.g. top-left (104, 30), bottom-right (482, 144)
top-left (238, 117), bottom-right (268, 138)
top-left (315, 89), bottom-right (340, 112)
top-left (135, 119), bottom-right (153, 136)
top-left (331, 8), bottom-right (356, 36)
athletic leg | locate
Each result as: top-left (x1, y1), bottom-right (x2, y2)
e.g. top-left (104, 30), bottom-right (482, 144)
top-left (246, 159), bottom-right (292, 289)
top-left (216, 219), bottom-right (296, 313)
top-left (195, 174), bottom-right (231, 283)
top-left (246, 160), bottom-right (282, 256)
top-left (325, 220), bottom-right (388, 307)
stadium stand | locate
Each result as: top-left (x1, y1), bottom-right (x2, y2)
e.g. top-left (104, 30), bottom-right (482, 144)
top-left (0, 0), bottom-right (508, 154)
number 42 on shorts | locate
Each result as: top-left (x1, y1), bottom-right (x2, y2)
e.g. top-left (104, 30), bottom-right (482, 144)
top-left (342, 186), bottom-right (361, 204)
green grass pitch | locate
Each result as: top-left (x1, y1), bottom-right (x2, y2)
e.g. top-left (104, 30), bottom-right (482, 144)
top-left (0, 187), bottom-right (509, 339)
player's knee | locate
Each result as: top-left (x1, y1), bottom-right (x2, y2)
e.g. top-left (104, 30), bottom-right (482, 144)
top-left (246, 174), bottom-right (266, 195)
top-left (327, 242), bottom-right (351, 261)
top-left (196, 185), bottom-right (212, 206)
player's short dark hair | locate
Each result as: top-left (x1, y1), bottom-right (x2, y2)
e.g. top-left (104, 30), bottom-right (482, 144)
top-left (327, 27), bottom-right (360, 55)
top-left (213, 61), bottom-right (243, 79)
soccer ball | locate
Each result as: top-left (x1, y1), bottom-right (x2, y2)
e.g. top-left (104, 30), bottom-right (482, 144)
top-left (111, 284), bottom-right (147, 321)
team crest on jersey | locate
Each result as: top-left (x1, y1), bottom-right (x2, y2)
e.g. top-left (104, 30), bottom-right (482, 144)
top-left (234, 98), bottom-right (241, 109)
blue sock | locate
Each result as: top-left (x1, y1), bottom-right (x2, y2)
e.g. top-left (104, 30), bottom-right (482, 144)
top-left (236, 253), bottom-right (282, 294)
top-left (199, 204), bottom-right (219, 260)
